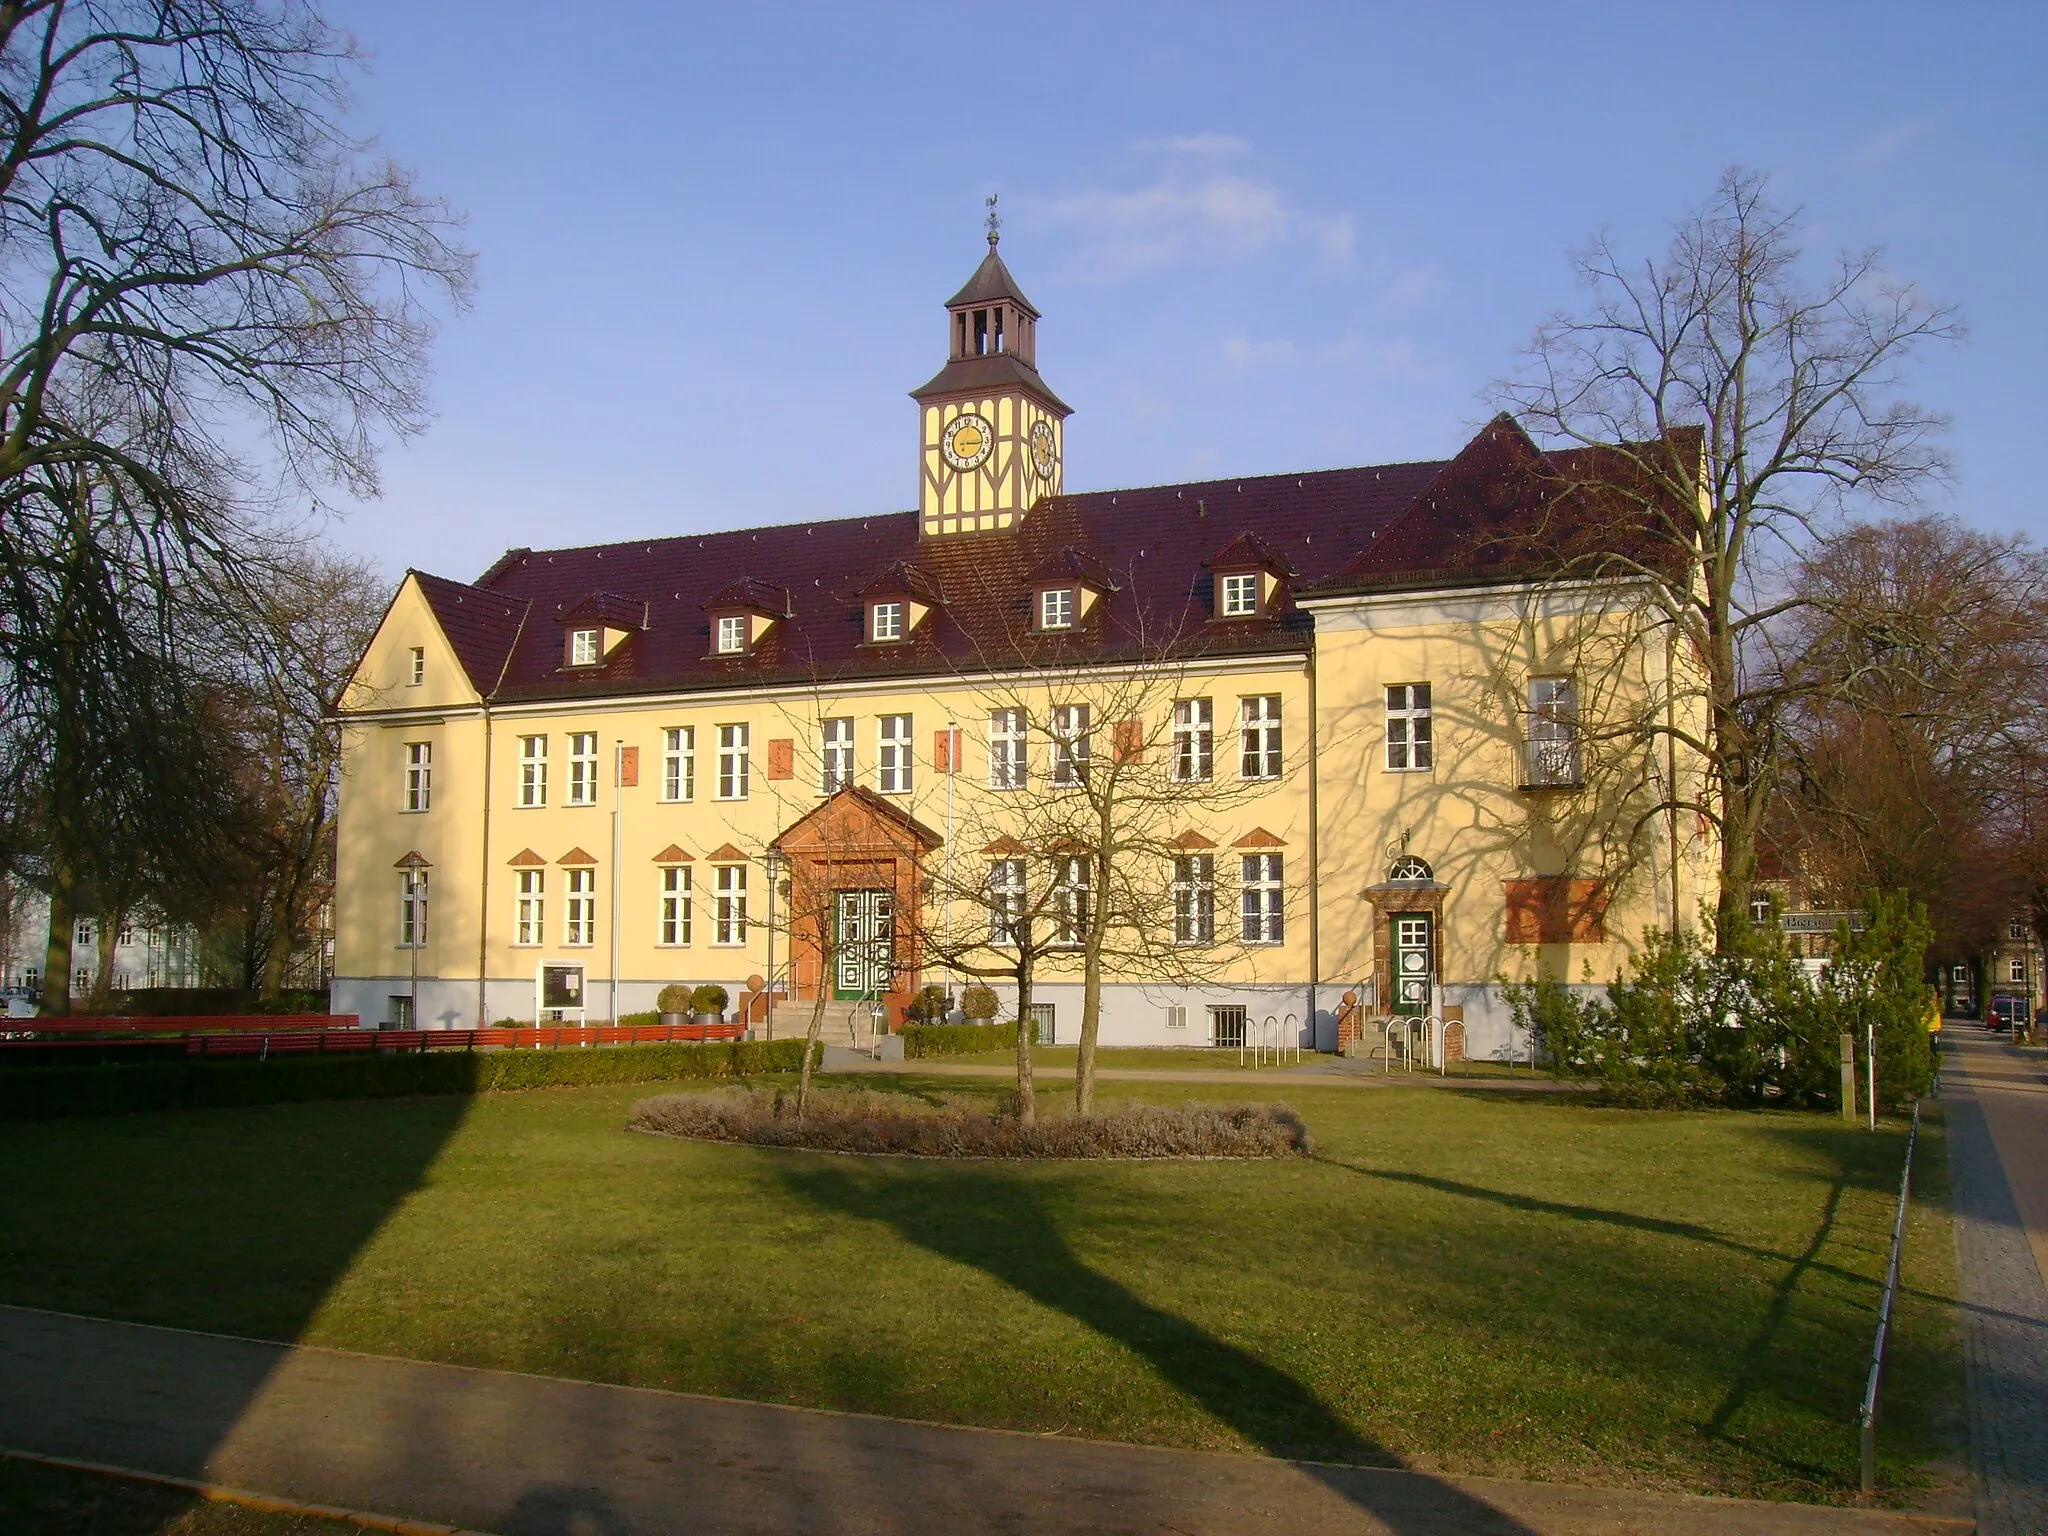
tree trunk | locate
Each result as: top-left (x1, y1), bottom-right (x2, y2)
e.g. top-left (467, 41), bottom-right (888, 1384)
top-left (1012, 951), bottom-right (1036, 1126)
top-left (795, 986), bottom-right (830, 1116)
top-left (41, 862), bottom-right (75, 1018)
top-left (90, 899), bottom-right (128, 1009)
top-left (1076, 938), bottom-right (1103, 1115)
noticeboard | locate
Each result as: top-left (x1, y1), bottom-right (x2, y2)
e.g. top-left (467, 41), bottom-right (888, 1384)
top-left (538, 961), bottom-right (587, 1019)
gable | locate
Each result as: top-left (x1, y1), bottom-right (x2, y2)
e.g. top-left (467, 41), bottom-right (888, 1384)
top-left (340, 573), bottom-right (491, 714)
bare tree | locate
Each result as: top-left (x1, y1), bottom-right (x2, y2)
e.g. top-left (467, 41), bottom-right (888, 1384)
top-left (1495, 168), bottom-right (1961, 942)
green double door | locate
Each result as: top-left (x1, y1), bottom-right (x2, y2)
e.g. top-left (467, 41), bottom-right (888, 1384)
top-left (833, 889), bottom-right (895, 1000)
top-left (1392, 913), bottom-right (1433, 1016)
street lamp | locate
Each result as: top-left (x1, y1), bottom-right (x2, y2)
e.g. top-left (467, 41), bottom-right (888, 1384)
top-left (395, 851), bottom-right (432, 1030)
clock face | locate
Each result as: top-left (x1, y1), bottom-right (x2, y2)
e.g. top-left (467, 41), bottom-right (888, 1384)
top-left (1029, 420), bottom-right (1057, 480)
top-left (941, 412), bottom-right (995, 471)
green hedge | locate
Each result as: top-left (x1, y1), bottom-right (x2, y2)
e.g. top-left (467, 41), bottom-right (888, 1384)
top-left (901, 1019), bottom-right (1037, 1058)
top-left (0, 1037), bottom-right (819, 1121)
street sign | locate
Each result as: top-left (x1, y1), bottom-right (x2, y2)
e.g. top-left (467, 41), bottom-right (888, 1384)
top-left (1781, 910), bottom-right (1868, 935)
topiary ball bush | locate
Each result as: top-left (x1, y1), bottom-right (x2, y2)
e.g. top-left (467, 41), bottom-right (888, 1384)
top-left (657, 984), bottom-right (694, 1015)
top-left (960, 985), bottom-right (999, 1021)
top-left (906, 984), bottom-right (952, 1023)
top-left (691, 984), bottom-right (729, 1016)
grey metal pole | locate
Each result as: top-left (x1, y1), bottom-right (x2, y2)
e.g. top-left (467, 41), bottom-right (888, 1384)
top-left (608, 740), bottom-right (623, 1030)
top-left (1867, 1019), bottom-right (1878, 1130)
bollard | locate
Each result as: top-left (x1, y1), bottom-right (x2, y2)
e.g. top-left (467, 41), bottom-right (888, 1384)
top-left (1841, 1033), bottom-right (1857, 1124)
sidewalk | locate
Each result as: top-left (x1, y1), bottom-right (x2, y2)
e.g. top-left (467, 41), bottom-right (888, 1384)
top-left (1939, 1025), bottom-right (2048, 1536)
top-left (0, 1304), bottom-right (1967, 1536)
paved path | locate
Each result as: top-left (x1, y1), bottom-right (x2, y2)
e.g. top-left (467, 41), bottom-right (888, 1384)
top-left (1939, 1025), bottom-right (2048, 1536)
top-left (0, 1305), bottom-right (1966, 1536)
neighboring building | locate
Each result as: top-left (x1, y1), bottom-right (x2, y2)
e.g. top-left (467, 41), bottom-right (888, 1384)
top-left (332, 235), bottom-right (1717, 1056)
top-left (0, 881), bottom-right (203, 998)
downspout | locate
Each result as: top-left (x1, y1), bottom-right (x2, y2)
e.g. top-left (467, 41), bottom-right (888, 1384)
top-left (1665, 623), bottom-right (1680, 933)
top-left (1306, 648), bottom-right (1321, 1051)
top-left (478, 701), bottom-right (494, 1028)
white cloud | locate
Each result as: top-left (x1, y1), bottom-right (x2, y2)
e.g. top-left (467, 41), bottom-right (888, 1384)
top-left (1379, 264), bottom-right (1445, 310)
top-left (1221, 336), bottom-right (1299, 370)
top-left (1136, 132), bottom-right (1253, 158)
top-left (1854, 117), bottom-right (1934, 163)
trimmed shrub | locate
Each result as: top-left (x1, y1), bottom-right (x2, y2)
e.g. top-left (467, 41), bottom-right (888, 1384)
top-left (904, 984), bottom-right (952, 1023)
top-left (0, 1038), bottom-right (819, 1121)
top-left (691, 984), bottom-right (728, 1015)
top-left (656, 984), bottom-right (694, 1014)
top-left (959, 985), bottom-right (999, 1022)
top-left (633, 1088), bottom-right (1310, 1159)
top-left (901, 1019), bottom-right (1038, 1058)
top-left (617, 1011), bottom-right (660, 1028)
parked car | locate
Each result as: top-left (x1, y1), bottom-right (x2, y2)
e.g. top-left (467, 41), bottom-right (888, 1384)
top-left (1987, 994), bottom-right (2031, 1032)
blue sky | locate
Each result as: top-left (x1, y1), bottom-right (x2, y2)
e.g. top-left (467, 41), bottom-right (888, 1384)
top-left (321, 1), bottom-right (2046, 582)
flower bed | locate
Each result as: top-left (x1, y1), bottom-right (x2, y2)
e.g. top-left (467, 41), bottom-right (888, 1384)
top-left (631, 1088), bottom-right (1310, 1159)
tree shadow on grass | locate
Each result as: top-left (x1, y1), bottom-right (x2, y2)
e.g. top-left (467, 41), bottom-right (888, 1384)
top-left (776, 1160), bottom-right (1544, 1536)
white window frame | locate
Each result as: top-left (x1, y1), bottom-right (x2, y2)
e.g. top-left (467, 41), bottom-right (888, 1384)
top-left (570, 627), bottom-right (599, 666)
top-left (1051, 703), bottom-right (1090, 787)
top-left (2011, 920), bottom-right (2029, 941)
top-left (871, 601), bottom-right (904, 642)
top-left (399, 869), bottom-right (428, 947)
top-left (878, 714), bottom-right (913, 794)
top-left (518, 735), bottom-right (547, 807)
top-left (1527, 676), bottom-right (1582, 786)
top-left (514, 869), bottom-right (545, 946)
top-left (717, 724), bottom-right (750, 800)
top-left (1240, 853), bottom-right (1284, 944)
top-left (564, 867), bottom-right (595, 947)
top-left (1039, 587), bottom-right (1075, 630)
top-left (404, 741), bottom-right (432, 812)
top-left (2012, 958), bottom-right (2028, 985)
top-left (714, 864), bottom-right (748, 946)
top-left (1174, 854), bottom-right (1215, 945)
top-left (988, 708), bottom-right (1028, 789)
top-left (74, 918), bottom-right (94, 948)
top-left (1166, 1005), bottom-right (1188, 1030)
top-left (660, 866), bottom-right (693, 946)
top-left (1385, 683), bottom-right (1433, 771)
top-left (988, 859), bottom-right (1026, 946)
top-left (1052, 855), bottom-right (1091, 947)
top-left (1220, 572), bottom-right (1258, 617)
top-left (1239, 696), bottom-right (1282, 780)
top-left (662, 726), bottom-right (695, 802)
top-left (822, 717), bottom-right (854, 793)
top-left (408, 646), bottom-right (425, 686)
top-left (1172, 697), bottom-right (1213, 782)
top-left (567, 731), bottom-right (599, 805)
top-left (716, 615), bottom-right (747, 655)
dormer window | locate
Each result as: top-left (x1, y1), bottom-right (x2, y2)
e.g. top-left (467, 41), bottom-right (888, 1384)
top-left (716, 615), bottom-right (747, 655)
top-left (1220, 573), bottom-right (1259, 618)
top-left (871, 601), bottom-right (904, 642)
top-left (569, 628), bottom-right (599, 666)
top-left (1040, 588), bottom-right (1075, 630)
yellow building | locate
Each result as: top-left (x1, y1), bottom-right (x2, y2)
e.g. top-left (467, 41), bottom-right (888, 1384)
top-left (333, 233), bottom-right (1715, 1057)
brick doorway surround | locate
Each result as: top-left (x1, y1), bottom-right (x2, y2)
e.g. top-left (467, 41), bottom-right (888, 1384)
top-left (768, 787), bottom-right (942, 1003)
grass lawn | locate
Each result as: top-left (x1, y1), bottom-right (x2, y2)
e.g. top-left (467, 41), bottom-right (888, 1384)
top-left (0, 1456), bottom-right (359, 1536)
top-left (0, 1074), bottom-right (1962, 1504)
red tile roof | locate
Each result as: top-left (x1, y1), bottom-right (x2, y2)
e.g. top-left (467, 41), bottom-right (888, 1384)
top-left (402, 419), bottom-right (1670, 705)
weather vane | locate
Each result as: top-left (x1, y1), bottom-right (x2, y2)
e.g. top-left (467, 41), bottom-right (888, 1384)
top-left (985, 192), bottom-right (1000, 248)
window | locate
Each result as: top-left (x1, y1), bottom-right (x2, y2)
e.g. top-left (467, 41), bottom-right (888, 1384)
top-left (1527, 677), bottom-right (1582, 786)
top-left (73, 968), bottom-right (89, 995)
top-left (408, 646), bottom-right (425, 686)
top-left (1029, 1001), bottom-right (1056, 1045)
top-left (717, 724), bottom-right (749, 799)
top-left (515, 870), bottom-right (545, 946)
top-left (1385, 684), bottom-right (1433, 771)
top-left (1241, 853), bottom-right (1284, 944)
top-left (567, 731), bottom-right (599, 805)
top-left (2012, 958), bottom-right (2028, 985)
top-left (404, 741), bottom-right (432, 811)
top-left (387, 995), bottom-right (414, 1029)
top-left (662, 727), bottom-right (695, 801)
top-left (564, 867), bottom-right (595, 946)
top-left (1750, 892), bottom-right (1774, 925)
top-left (1174, 855), bottom-right (1215, 945)
top-left (714, 864), bottom-right (748, 946)
top-left (1210, 1005), bottom-right (1247, 1049)
top-left (716, 615), bottom-right (747, 654)
top-left (570, 628), bottom-right (599, 666)
top-left (1239, 696), bottom-right (1282, 780)
top-left (116, 922), bottom-right (133, 947)
top-left (1052, 855), bottom-right (1091, 946)
top-left (1166, 1005), bottom-right (1189, 1030)
top-left (1220, 572), bottom-right (1258, 617)
top-left (878, 714), bottom-right (913, 793)
top-left (74, 918), bottom-right (93, 948)
top-left (988, 708), bottom-right (1028, 789)
top-left (1172, 698), bottom-right (1213, 782)
top-left (2012, 921), bottom-right (2030, 941)
top-left (1039, 587), bottom-right (1075, 630)
top-left (660, 866), bottom-right (693, 946)
top-left (399, 869), bottom-right (428, 947)
top-left (871, 601), bottom-right (904, 642)
top-left (988, 859), bottom-right (1026, 945)
top-left (822, 717), bottom-right (854, 793)
top-left (519, 735), bottom-right (547, 806)
top-left (1051, 703), bottom-right (1090, 787)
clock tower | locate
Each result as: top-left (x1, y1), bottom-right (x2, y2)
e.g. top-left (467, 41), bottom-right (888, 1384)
top-left (910, 217), bottom-right (1071, 538)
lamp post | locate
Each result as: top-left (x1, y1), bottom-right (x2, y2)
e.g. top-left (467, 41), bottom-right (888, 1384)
top-left (395, 851), bottom-right (433, 1030)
